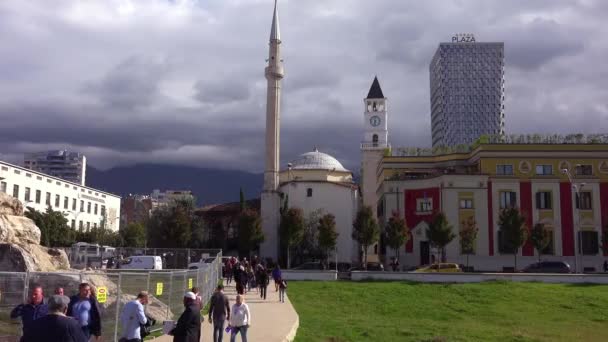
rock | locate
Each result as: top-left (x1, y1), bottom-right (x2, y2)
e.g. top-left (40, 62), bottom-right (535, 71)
top-left (0, 192), bottom-right (24, 216)
top-left (0, 214), bottom-right (41, 245)
top-left (0, 243), bottom-right (70, 272)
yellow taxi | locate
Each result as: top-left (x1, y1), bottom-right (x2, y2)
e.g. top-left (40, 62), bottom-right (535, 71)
top-left (414, 263), bottom-right (462, 273)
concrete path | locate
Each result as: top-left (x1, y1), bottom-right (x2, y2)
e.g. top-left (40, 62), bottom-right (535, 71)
top-left (150, 280), bottom-right (299, 342)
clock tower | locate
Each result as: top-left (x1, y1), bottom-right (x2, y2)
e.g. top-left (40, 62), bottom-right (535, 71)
top-left (361, 76), bottom-right (388, 216)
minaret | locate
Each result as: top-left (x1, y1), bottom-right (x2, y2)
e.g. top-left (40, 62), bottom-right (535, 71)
top-left (260, 0), bottom-right (284, 261)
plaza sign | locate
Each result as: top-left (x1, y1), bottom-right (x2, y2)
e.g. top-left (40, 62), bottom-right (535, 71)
top-left (452, 33), bottom-right (476, 43)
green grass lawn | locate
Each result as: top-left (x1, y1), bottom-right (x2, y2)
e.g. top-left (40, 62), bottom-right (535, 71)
top-left (288, 281), bottom-right (608, 342)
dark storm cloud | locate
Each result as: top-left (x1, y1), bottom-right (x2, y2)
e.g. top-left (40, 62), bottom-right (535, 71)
top-left (0, 0), bottom-right (606, 172)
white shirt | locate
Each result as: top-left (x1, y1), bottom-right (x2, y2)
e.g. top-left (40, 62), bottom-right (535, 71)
top-left (120, 300), bottom-right (147, 339)
top-left (229, 303), bottom-right (251, 327)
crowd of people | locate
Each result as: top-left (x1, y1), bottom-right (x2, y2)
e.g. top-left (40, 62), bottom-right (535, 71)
top-left (10, 256), bottom-right (286, 342)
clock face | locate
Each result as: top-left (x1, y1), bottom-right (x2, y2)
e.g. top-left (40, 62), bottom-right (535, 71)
top-left (370, 116), bottom-right (381, 127)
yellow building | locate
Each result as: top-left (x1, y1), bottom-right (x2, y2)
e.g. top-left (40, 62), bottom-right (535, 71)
top-left (373, 140), bottom-right (608, 272)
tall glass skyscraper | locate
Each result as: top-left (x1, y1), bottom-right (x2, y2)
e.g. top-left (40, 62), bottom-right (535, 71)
top-left (430, 39), bottom-right (505, 148)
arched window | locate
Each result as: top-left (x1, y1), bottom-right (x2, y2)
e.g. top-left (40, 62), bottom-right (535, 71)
top-left (372, 102), bottom-right (377, 111)
top-left (372, 134), bottom-right (378, 147)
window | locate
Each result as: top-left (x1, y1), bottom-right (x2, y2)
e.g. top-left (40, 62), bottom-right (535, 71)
top-left (542, 229), bottom-right (554, 255)
top-left (372, 134), bottom-right (379, 146)
top-left (306, 188), bottom-right (313, 197)
top-left (417, 198), bottom-right (433, 213)
top-left (94, 204), bottom-right (98, 215)
top-left (80, 200), bottom-right (84, 212)
top-left (535, 165), bottom-right (553, 175)
top-left (46, 192), bottom-right (51, 205)
top-left (499, 191), bottom-right (517, 209)
top-left (35, 190), bottom-right (41, 204)
top-left (86, 222), bottom-right (90, 230)
top-left (93, 223), bottom-right (97, 229)
top-left (498, 230), bottom-right (516, 254)
top-left (575, 165), bottom-right (593, 176)
top-left (87, 202), bottom-right (91, 213)
top-left (12, 185), bottom-right (19, 199)
top-left (79, 221), bottom-right (83, 231)
top-left (459, 199), bottom-right (473, 209)
top-left (72, 198), bottom-right (77, 211)
top-left (580, 231), bottom-right (598, 255)
top-left (71, 220), bottom-right (75, 229)
top-left (55, 194), bottom-right (60, 208)
top-left (24, 187), bottom-right (31, 202)
top-left (0, 181), bottom-right (7, 193)
top-left (576, 192), bottom-right (592, 210)
top-left (536, 192), bottom-right (552, 210)
top-left (496, 164), bottom-right (514, 175)
top-left (64, 197), bottom-right (69, 209)
top-left (101, 205), bottom-right (106, 216)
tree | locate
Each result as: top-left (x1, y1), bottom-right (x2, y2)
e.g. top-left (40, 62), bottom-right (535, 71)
top-left (384, 211), bottom-right (409, 262)
top-left (602, 223), bottom-right (608, 254)
top-left (498, 207), bottom-right (528, 270)
top-left (237, 209), bottom-right (264, 259)
top-left (530, 223), bottom-right (551, 263)
top-left (120, 222), bottom-right (146, 248)
top-left (459, 217), bottom-right (479, 269)
top-left (352, 206), bottom-right (380, 269)
top-left (318, 213), bottom-right (339, 266)
top-left (297, 209), bottom-right (324, 264)
top-left (280, 207), bottom-right (305, 268)
top-left (25, 206), bottom-right (74, 247)
top-left (426, 212), bottom-right (456, 263)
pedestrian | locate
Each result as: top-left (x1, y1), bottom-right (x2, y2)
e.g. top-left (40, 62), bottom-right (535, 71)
top-left (208, 284), bottom-right (230, 342)
top-left (390, 257), bottom-right (400, 272)
top-left (55, 287), bottom-right (65, 296)
top-left (119, 291), bottom-right (149, 342)
top-left (22, 294), bottom-right (87, 342)
top-left (67, 282), bottom-right (102, 341)
top-left (169, 292), bottom-right (201, 342)
top-left (234, 264), bottom-right (244, 295)
top-left (240, 265), bottom-right (248, 294)
top-left (257, 267), bottom-right (269, 300)
top-left (228, 294), bottom-right (250, 342)
top-left (225, 260), bottom-right (233, 285)
top-left (10, 285), bottom-right (48, 336)
top-left (278, 278), bottom-right (287, 303)
top-left (271, 265), bottom-right (282, 292)
top-left (191, 287), bottom-right (203, 310)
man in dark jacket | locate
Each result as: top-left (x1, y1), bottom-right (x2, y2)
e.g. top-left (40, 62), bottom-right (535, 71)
top-left (67, 283), bottom-right (102, 340)
top-left (10, 285), bottom-right (48, 337)
top-left (23, 295), bottom-right (87, 342)
top-left (170, 292), bottom-right (201, 342)
top-left (208, 285), bottom-right (230, 342)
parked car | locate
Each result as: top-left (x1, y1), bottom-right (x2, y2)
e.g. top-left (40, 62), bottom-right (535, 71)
top-left (414, 263), bottom-right (462, 273)
top-left (328, 262), bottom-right (352, 272)
top-left (121, 256), bottom-right (163, 270)
top-left (292, 262), bottom-right (326, 270)
top-left (348, 262), bottom-right (385, 273)
top-left (522, 261), bottom-right (571, 273)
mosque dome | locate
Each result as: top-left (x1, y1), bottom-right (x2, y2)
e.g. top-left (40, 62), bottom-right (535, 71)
top-left (288, 148), bottom-right (349, 172)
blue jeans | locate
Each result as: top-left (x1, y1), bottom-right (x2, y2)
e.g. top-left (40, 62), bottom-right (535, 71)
top-left (230, 325), bottom-right (248, 342)
top-left (213, 319), bottom-right (226, 342)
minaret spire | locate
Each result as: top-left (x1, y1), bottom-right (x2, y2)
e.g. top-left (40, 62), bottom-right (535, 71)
top-left (270, 0), bottom-right (280, 41)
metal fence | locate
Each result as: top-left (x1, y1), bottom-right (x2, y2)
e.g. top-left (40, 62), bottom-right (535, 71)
top-left (66, 247), bottom-right (224, 270)
top-left (0, 253), bottom-right (222, 342)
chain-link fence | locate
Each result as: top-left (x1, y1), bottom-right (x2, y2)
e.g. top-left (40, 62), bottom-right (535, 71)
top-left (65, 247), bottom-right (223, 270)
top-left (0, 252), bottom-right (221, 342)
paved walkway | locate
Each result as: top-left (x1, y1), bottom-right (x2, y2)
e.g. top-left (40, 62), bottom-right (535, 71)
top-left (151, 279), bottom-right (299, 342)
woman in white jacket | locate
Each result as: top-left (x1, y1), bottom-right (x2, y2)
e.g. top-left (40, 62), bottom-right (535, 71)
top-left (229, 294), bottom-right (251, 342)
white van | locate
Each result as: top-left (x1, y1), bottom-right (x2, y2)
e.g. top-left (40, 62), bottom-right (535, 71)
top-left (121, 256), bottom-right (163, 270)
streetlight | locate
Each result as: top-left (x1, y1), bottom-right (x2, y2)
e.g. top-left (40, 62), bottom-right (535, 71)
top-left (561, 167), bottom-right (585, 273)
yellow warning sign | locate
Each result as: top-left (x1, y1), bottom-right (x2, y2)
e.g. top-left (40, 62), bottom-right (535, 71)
top-left (156, 282), bottom-right (163, 296)
top-left (97, 287), bottom-right (107, 304)
top-left (188, 278), bottom-right (193, 289)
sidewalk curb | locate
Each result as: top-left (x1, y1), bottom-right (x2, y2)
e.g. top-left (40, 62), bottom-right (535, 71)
top-left (284, 312), bottom-right (299, 341)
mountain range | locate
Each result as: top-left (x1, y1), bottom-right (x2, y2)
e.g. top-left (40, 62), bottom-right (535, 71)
top-left (86, 164), bottom-right (263, 206)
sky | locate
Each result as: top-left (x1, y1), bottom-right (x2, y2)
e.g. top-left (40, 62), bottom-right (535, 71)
top-left (1, 0), bottom-right (607, 173)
